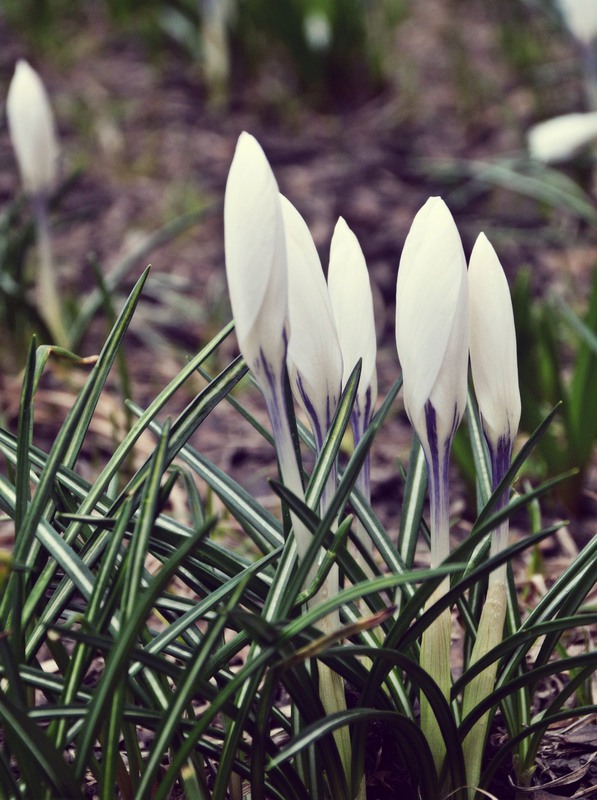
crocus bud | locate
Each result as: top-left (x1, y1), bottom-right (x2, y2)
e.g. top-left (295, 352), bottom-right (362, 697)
top-left (469, 233), bottom-right (520, 459)
top-left (527, 112), bottom-right (597, 163)
top-left (395, 197), bottom-right (469, 461)
top-left (328, 217), bottom-right (378, 427)
top-left (224, 132), bottom-right (288, 385)
top-left (328, 217), bottom-right (377, 565)
top-left (6, 60), bottom-right (59, 196)
top-left (557, 0), bottom-right (597, 45)
top-left (397, 199), bottom-right (468, 772)
top-left (281, 195), bottom-right (343, 450)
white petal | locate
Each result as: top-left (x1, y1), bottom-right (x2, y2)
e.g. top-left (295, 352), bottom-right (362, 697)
top-left (281, 195), bottom-right (343, 443)
top-left (469, 233), bottom-right (520, 448)
top-left (327, 217), bottom-right (378, 415)
top-left (527, 112), bottom-right (597, 163)
top-left (224, 132), bottom-right (288, 377)
top-left (557, 0), bottom-right (597, 44)
top-left (6, 60), bottom-right (59, 195)
top-left (395, 197), bottom-right (468, 445)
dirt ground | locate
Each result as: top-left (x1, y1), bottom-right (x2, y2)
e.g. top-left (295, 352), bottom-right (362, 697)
top-left (0, 1), bottom-right (596, 797)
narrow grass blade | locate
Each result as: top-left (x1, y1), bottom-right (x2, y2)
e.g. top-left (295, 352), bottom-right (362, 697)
top-left (397, 436), bottom-right (427, 567)
top-left (480, 704), bottom-right (597, 792)
top-left (132, 575), bottom-right (253, 800)
top-left (0, 268), bottom-right (149, 628)
top-left (73, 516), bottom-right (217, 777)
top-left (69, 206), bottom-right (211, 348)
top-left (0, 690), bottom-right (80, 797)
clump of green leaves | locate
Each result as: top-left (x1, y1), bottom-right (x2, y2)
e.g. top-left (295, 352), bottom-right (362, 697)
top-left (0, 272), bottom-right (594, 799)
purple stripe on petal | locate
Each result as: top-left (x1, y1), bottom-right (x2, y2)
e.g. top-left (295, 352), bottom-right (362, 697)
top-left (424, 401), bottom-right (440, 486)
top-left (489, 433), bottom-right (514, 507)
top-left (259, 345), bottom-right (287, 441)
top-left (296, 373), bottom-right (324, 450)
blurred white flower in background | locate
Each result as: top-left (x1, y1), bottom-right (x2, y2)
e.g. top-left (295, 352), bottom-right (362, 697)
top-left (527, 111), bottom-right (597, 163)
top-left (6, 59), bottom-right (66, 345)
top-left (557, 0), bottom-right (597, 46)
top-left (303, 9), bottom-right (332, 51)
top-left (7, 59), bottom-right (59, 197)
top-left (556, 0), bottom-right (597, 108)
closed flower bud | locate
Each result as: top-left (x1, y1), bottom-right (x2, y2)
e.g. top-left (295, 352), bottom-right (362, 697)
top-left (557, 0), bottom-right (597, 45)
top-left (327, 217), bottom-right (377, 425)
top-left (224, 132), bottom-right (288, 384)
top-left (281, 195), bottom-right (343, 449)
top-left (395, 197), bottom-right (469, 460)
top-left (469, 233), bottom-right (520, 455)
top-left (527, 112), bottom-right (597, 163)
top-left (6, 60), bottom-right (59, 196)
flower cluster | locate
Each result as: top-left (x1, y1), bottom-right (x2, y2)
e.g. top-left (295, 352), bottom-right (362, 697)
top-left (394, 197), bottom-right (520, 785)
top-left (224, 132), bottom-right (379, 775)
top-left (224, 131), bottom-right (521, 579)
top-left (224, 132), bottom-right (377, 539)
top-left (224, 133), bottom-right (522, 790)
top-left (395, 197), bottom-right (520, 568)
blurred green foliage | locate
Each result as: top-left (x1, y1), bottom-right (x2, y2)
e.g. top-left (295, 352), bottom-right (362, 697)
top-left (486, 0), bottom-right (556, 76)
top-left (512, 267), bottom-right (597, 513)
top-left (2, 0), bottom-right (406, 104)
top-left (229, 0), bottom-right (401, 100)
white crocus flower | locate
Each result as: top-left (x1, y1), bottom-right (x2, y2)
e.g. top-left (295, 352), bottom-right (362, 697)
top-left (328, 216), bottom-right (378, 442)
top-left (282, 195), bottom-right (343, 455)
top-left (224, 133), bottom-right (311, 564)
top-left (224, 132), bottom-right (288, 390)
top-left (527, 112), bottom-right (597, 163)
top-left (328, 217), bottom-right (377, 564)
top-left (557, 0), bottom-right (597, 46)
top-left (280, 195), bottom-right (351, 773)
top-left (6, 60), bottom-right (66, 345)
top-left (6, 60), bottom-right (59, 197)
top-left (396, 197), bottom-right (468, 566)
top-left (464, 233), bottom-right (521, 799)
top-left (556, 1), bottom-right (597, 109)
top-left (224, 133), bottom-right (351, 780)
top-left (469, 232), bottom-right (521, 460)
top-left (468, 231), bottom-right (520, 569)
top-left (304, 9), bottom-right (332, 51)
top-left (395, 196), bottom-right (468, 775)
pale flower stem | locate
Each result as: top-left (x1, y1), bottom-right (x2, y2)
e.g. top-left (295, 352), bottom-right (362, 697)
top-left (419, 586), bottom-right (452, 775)
top-left (462, 437), bottom-right (512, 798)
top-left (351, 415), bottom-right (377, 628)
top-left (419, 402), bottom-right (453, 776)
top-left (352, 412), bottom-right (373, 558)
top-left (261, 361), bottom-right (309, 559)
top-left (461, 581), bottom-right (507, 799)
top-left (313, 453), bottom-right (341, 633)
top-left (581, 41), bottom-right (597, 111)
top-left (32, 195), bottom-right (68, 348)
top-left (262, 369), bottom-right (351, 778)
top-left (313, 432), bottom-right (351, 779)
top-left (488, 437), bottom-right (514, 587)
